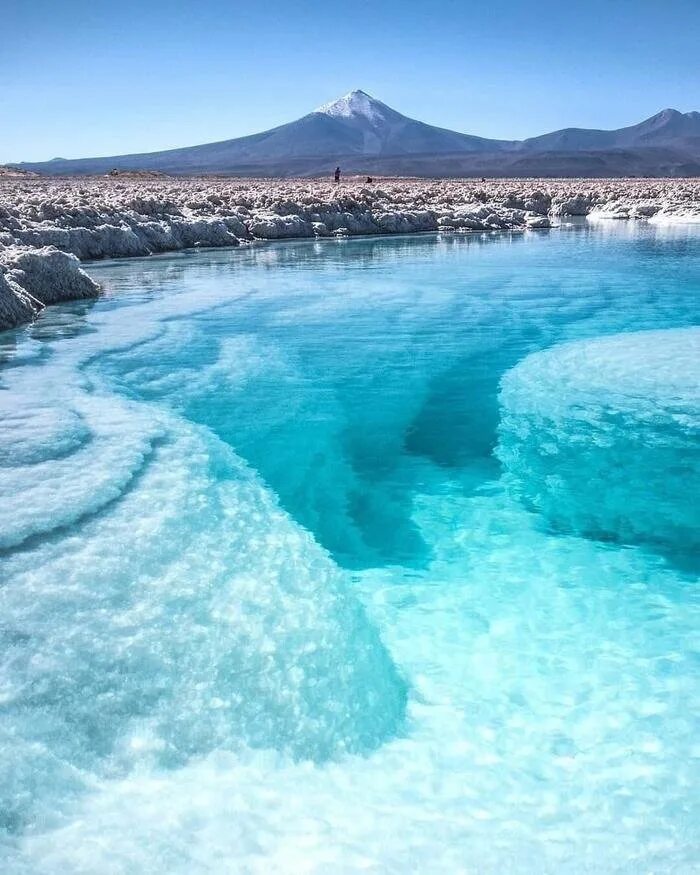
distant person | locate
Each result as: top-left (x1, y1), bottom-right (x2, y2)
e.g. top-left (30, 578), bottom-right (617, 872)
top-left (481, 176), bottom-right (486, 182)
top-left (366, 176), bottom-right (373, 183)
top-left (334, 166), bottom-right (341, 183)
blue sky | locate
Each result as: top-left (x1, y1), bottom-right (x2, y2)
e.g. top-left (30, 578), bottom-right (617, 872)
top-left (2, 0), bottom-right (698, 163)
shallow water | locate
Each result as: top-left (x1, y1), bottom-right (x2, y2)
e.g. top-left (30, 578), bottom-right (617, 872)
top-left (1, 224), bottom-right (699, 873)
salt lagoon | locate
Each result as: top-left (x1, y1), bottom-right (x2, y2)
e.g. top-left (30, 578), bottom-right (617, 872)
top-left (1, 223), bottom-right (699, 873)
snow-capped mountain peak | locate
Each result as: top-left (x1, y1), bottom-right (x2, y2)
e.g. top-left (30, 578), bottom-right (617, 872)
top-left (315, 90), bottom-right (393, 124)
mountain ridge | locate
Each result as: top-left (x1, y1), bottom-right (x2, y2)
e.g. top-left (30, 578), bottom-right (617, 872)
top-left (13, 90), bottom-right (700, 177)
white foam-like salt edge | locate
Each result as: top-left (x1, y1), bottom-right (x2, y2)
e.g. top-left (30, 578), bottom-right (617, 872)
top-left (0, 401), bottom-right (88, 467)
top-left (0, 393), bottom-right (160, 549)
top-left (649, 209), bottom-right (700, 224)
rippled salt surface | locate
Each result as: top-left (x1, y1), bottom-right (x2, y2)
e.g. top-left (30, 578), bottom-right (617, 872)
top-left (1, 224), bottom-right (699, 873)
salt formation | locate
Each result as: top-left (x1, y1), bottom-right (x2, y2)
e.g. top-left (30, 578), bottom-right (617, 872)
top-left (497, 327), bottom-right (700, 553)
top-left (0, 388), bottom-right (407, 831)
top-left (650, 204), bottom-right (700, 224)
top-left (1, 175), bottom-right (699, 331)
top-left (2, 246), bottom-right (99, 305)
top-left (0, 267), bottom-right (37, 328)
top-left (0, 392), bottom-right (158, 549)
top-left (0, 245), bottom-right (99, 330)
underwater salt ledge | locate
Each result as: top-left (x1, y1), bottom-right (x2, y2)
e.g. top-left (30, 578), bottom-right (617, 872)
top-left (497, 327), bottom-right (700, 554)
top-left (0, 337), bottom-right (407, 837)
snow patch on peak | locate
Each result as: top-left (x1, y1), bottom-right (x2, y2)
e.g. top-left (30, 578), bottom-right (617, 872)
top-left (315, 90), bottom-right (392, 124)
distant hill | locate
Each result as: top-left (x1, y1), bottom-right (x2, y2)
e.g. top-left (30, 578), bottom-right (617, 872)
top-left (13, 91), bottom-right (700, 178)
top-left (0, 165), bottom-right (39, 178)
top-left (521, 108), bottom-right (700, 153)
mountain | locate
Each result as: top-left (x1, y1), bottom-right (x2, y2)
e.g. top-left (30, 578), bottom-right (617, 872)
top-left (522, 108), bottom-right (700, 153)
top-left (14, 91), bottom-right (515, 177)
top-left (14, 91), bottom-right (700, 177)
top-left (311, 91), bottom-right (516, 155)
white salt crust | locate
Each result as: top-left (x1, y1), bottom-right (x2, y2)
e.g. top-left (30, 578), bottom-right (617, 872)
top-left (2, 176), bottom-right (699, 329)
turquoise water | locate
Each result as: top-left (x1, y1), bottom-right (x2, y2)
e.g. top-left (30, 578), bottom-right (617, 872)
top-left (1, 224), bottom-right (699, 873)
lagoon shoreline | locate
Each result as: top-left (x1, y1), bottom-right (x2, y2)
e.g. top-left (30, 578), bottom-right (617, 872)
top-left (1, 175), bottom-right (699, 331)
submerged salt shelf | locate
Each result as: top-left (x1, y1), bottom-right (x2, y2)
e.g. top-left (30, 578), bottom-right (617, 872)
top-left (498, 327), bottom-right (700, 555)
top-left (1, 224), bottom-right (699, 874)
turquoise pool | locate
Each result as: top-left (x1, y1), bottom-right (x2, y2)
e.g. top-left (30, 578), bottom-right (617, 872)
top-left (1, 223), bottom-right (698, 873)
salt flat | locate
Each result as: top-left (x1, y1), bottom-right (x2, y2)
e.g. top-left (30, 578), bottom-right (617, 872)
top-left (1, 175), bottom-right (699, 331)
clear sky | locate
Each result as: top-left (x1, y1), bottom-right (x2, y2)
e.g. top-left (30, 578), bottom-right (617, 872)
top-left (2, 0), bottom-right (698, 163)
